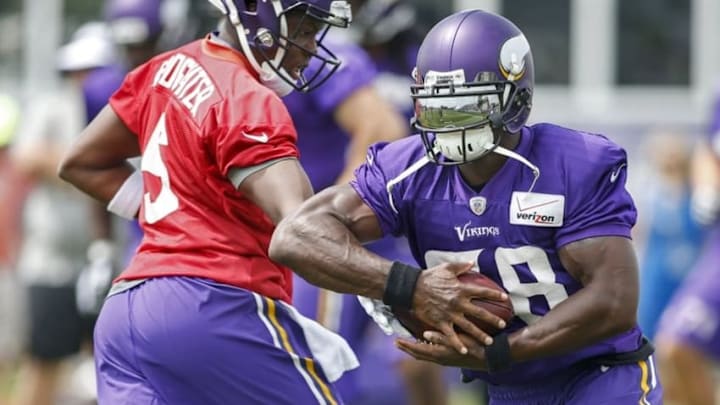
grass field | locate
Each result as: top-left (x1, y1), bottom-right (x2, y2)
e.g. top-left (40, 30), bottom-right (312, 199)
top-left (418, 107), bottom-right (485, 129)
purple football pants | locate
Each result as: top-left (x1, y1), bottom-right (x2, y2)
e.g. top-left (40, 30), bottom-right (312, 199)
top-left (94, 277), bottom-right (343, 404)
top-left (486, 356), bottom-right (662, 405)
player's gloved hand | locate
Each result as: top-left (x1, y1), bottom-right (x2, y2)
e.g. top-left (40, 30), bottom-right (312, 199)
top-left (357, 296), bottom-right (414, 338)
top-left (76, 239), bottom-right (115, 316)
top-left (691, 187), bottom-right (720, 225)
top-left (412, 262), bottom-right (508, 354)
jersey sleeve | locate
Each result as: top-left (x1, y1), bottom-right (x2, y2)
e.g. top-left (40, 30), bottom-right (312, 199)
top-left (210, 90), bottom-right (299, 177)
top-left (350, 142), bottom-right (403, 236)
top-left (310, 42), bottom-right (377, 113)
top-left (555, 140), bottom-right (637, 248)
top-left (108, 64), bottom-right (153, 135)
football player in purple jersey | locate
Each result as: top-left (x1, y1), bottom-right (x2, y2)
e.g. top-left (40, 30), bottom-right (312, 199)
top-left (283, 35), bottom-right (448, 405)
top-left (270, 9), bottom-right (662, 404)
top-left (655, 86), bottom-right (720, 405)
top-left (348, 0), bottom-right (424, 119)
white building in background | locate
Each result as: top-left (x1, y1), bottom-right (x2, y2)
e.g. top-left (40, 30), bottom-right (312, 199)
top-left (5, 0), bottom-right (720, 131)
top-left (453, 0), bottom-right (720, 131)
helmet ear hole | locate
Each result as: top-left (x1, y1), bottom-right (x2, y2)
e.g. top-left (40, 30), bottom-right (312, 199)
top-left (516, 88), bottom-right (531, 106)
top-left (244, 0), bottom-right (257, 12)
top-left (489, 112), bottom-right (503, 129)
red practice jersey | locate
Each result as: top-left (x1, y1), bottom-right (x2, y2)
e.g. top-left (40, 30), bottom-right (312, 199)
top-left (110, 37), bottom-right (298, 302)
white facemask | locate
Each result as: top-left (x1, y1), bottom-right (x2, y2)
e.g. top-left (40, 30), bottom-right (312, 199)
top-left (434, 126), bottom-right (495, 163)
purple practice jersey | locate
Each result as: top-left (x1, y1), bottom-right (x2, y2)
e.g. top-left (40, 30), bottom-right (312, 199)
top-left (351, 123), bottom-right (644, 385)
top-left (82, 63), bottom-right (127, 122)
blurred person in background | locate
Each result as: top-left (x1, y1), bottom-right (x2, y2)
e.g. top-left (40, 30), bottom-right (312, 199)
top-left (85, 0), bottom-right (201, 277)
top-left (0, 93), bottom-right (29, 402)
top-left (656, 86), bottom-right (720, 405)
top-left (77, 1), bottom-right (206, 315)
top-left (8, 23), bottom-right (118, 405)
top-left (634, 132), bottom-right (705, 339)
top-left (283, 34), bottom-right (448, 405)
top-left (105, 0), bottom-right (196, 71)
top-left (347, 0), bottom-right (425, 119)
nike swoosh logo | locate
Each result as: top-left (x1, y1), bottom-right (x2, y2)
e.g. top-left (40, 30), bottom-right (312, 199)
top-left (516, 196), bottom-right (561, 212)
top-left (242, 131), bottom-right (269, 143)
top-left (610, 163), bottom-right (627, 183)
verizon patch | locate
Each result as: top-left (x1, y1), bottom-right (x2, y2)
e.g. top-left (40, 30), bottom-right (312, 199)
top-left (509, 192), bottom-right (565, 227)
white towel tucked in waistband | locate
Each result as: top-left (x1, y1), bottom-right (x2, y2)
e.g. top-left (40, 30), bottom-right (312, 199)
top-left (281, 301), bottom-right (359, 382)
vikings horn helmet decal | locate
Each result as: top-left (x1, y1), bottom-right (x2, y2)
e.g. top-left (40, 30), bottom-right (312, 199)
top-left (499, 34), bottom-right (531, 80)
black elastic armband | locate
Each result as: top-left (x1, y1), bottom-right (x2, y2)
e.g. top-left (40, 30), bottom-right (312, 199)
top-left (382, 261), bottom-right (422, 310)
top-left (485, 333), bottom-right (512, 373)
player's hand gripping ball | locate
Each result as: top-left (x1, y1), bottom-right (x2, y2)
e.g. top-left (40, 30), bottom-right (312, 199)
top-left (393, 272), bottom-right (514, 340)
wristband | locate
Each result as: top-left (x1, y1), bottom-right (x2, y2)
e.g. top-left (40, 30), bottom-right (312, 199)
top-left (485, 333), bottom-right (512, 373)
top-left (382, 262), bottom-right (422, 310)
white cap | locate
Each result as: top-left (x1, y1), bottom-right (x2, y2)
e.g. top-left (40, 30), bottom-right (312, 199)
top-left (57, 22), bottom-right (118, 72)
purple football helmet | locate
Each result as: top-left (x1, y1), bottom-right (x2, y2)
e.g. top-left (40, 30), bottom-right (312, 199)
top-left (104, 0), bottom-right (164, 45)
top-left (411, 9), bottom-right (534, 165)
top-left (105, 0), bottom-right (196, 52)
top-left (208, 0), bottom-right (352, 95)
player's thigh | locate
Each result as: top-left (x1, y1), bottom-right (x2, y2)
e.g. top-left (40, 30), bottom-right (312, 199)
top-left (26, 284), bottom-right (82, 360)
top-left (567, 357), bottom-right (663, 405)
top-left (131, 277), bottom-right (343, 405)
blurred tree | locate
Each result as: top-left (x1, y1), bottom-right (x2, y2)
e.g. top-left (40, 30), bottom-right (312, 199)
top-left (64, 0), bottom-right (103, 40)
top-left (0, 0), bottom-right (21, 13)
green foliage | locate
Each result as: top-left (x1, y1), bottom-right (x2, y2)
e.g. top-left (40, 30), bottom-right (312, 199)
top-left (0, 0), bottom-right (21, 13)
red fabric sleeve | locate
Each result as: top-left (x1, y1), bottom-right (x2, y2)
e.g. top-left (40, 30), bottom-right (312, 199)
top-left (210, 89), bottom-right (299, 176)
top-left (108, 64), bottom-right (153, 136)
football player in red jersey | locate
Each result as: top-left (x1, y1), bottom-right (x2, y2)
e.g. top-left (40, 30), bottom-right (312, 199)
top-left (58, 1), bottom-right (507, 403)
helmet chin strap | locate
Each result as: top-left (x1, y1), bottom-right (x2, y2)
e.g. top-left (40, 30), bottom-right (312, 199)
top-left (259, 62), bottom-right (294, 96)
top-left (483, 142), bottom-right (540, 193)
top-left (386, 142), bottom-right (541, 214)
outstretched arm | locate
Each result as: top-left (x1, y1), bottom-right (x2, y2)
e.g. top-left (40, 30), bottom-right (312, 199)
top-left (269, 183), bottom-right (388, 296)
top-left (270, 184), bottom-right (510, 354)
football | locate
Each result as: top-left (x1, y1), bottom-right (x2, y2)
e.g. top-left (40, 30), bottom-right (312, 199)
top-left (393, 272), bottom-right (514, 340)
